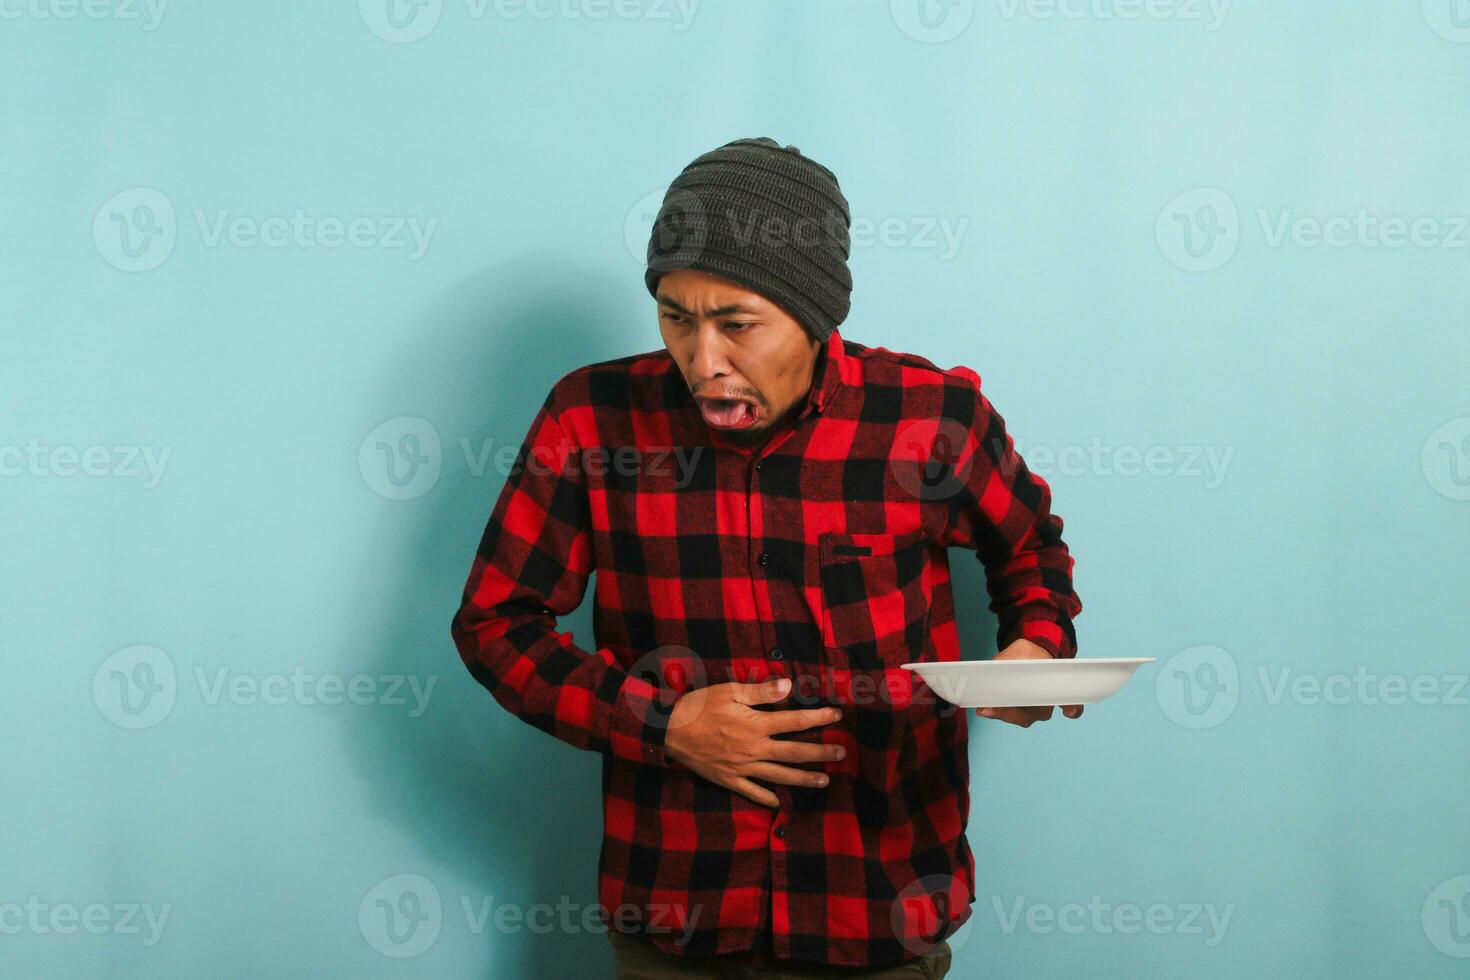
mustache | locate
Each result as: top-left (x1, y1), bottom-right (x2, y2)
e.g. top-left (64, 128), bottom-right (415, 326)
top-left (692, 385), bottom-right (763, 405)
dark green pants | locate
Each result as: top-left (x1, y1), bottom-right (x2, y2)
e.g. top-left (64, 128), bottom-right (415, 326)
top-left (607, 929), bottom-right (952, 979)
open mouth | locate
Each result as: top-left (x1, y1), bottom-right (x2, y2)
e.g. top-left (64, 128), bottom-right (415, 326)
top-left (695, 395), bottom-right (759, 431)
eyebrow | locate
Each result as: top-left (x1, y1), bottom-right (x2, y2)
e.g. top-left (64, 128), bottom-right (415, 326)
top-left (657, 294), bottom-right (760, 318)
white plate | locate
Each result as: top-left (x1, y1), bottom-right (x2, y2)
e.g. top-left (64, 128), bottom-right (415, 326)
top-left (900, 658), bottom-right (1156, 708)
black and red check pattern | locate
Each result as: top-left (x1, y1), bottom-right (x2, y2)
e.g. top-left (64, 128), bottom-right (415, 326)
top-left (449, 328), bottom-right (1081, 968)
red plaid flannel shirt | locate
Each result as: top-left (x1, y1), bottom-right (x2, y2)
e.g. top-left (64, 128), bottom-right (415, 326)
top-left (449, 328), bottom-right (1081, 968)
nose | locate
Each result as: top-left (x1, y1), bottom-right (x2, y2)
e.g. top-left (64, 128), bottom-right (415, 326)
top-left (688, 322), bottom-right (732, 387)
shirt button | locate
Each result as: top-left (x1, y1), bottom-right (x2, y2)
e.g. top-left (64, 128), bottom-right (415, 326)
top-left (769, 647), bottom-right (784, 661)
top-left (755, 460), bottom-right (763, 471)
top-left (773, 825), bottom-right (785, 840)
top-left (757, 553), bottom-right (769, 567)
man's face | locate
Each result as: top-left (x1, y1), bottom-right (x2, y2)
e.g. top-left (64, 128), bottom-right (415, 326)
top-left (656, 268), bottom-right (821, 447)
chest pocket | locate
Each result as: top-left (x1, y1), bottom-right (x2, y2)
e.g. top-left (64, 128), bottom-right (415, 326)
top-left (818, 530), bottom-right (933, 669)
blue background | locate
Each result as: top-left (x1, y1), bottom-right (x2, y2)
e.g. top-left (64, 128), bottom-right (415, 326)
top-left (4, 1), bottom-right (1468, 976)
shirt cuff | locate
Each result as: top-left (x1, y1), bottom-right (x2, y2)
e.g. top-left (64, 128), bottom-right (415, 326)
top-left (606, 670), bottom-right (677, 767)
top-left (1008, 619), bottom-right (1077, 660)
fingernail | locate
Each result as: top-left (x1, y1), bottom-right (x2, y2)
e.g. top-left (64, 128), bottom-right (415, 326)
top-left (816, 776), bottom-right (828, 786)
top-left (979, 708), bottom-right (996, 717)
top-left (776, 678), bottom-right (790, 694)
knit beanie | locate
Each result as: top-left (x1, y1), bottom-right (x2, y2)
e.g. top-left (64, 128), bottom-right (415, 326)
top-left (643, 137), bottom-right (853, 342)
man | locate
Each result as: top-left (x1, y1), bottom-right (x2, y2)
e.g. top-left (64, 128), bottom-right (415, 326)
top-left (450, 137), bottom-right (1083, 977)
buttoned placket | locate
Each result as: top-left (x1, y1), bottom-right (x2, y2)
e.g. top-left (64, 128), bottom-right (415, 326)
top-left (698, 341), bottom-right (836, 961)
top-left (731, 396), bottom-right (821, 680)
top-left (742, 398), bottom-right (826, 962)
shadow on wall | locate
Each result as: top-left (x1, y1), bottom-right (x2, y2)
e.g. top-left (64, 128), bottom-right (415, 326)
top-left (342, 257), bottom-right (642, 979)
top-left (949, 555), bottom-right (1001, 667)
top-left (948, 553), bottom-right (1002, 752)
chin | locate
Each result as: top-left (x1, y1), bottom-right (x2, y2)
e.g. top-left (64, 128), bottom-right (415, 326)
top-left (717, 423), bottom-right (771, 446)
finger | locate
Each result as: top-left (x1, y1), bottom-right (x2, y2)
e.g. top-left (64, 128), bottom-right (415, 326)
top-left (733, 676), bottom-right (791, 707)
top-left (759, 705), bottom-right (843, 735)
top-left (728, 776), bottom-right (780, 808)
top-left (1062, 705), bottom-right (1085, 719)
top-left (746, 762), bottom-right (831, 789)
top-left (977, 706), bottom-right (1048, 727)
top-left (759, 739), bottom-right (847, 765)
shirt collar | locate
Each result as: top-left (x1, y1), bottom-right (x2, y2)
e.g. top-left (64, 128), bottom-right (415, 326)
top-left (800, 327), bottom-right (846, 420)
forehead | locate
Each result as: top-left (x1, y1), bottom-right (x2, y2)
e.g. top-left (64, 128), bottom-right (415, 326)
top-left (656, 269), bottom-right (771, 314)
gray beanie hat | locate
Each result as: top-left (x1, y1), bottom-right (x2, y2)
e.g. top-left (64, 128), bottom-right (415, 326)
top-left (643, 137), bottom-right (853, 342)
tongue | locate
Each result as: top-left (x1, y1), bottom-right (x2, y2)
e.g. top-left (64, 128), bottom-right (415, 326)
top-left (701, 398), bottom-right (754, 429)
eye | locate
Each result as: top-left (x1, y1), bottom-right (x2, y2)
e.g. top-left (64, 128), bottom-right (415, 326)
top-left (725, 321), bottom-right (757, 331)
top-left (661, 311), bottom-right (687, 324)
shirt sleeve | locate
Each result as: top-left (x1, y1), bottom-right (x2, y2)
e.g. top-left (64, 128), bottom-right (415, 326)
top-left (938, 370), bottom-right (1082, 659)
top-left (449, 388), bottom-right (675, 766)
